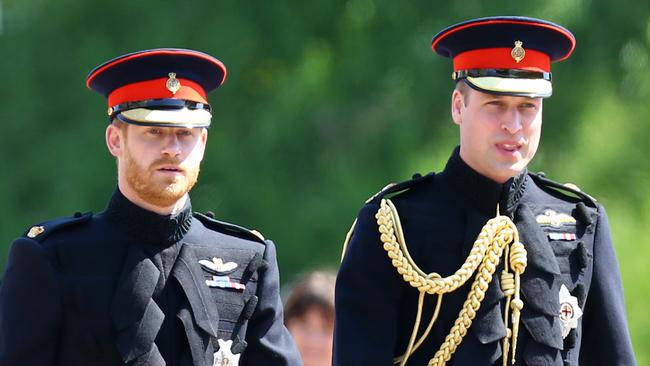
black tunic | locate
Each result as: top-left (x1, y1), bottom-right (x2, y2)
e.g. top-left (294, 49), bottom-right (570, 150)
top-left (0, 189), bottom-right (302, 366)
top-left (334, 147), bottom-right (636, 366)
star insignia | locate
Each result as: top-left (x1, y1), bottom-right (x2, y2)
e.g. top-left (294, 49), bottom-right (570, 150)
top-left (559, 284), bottom-right (583, 338)
top-left (213, 339), bottom-right (240, 366)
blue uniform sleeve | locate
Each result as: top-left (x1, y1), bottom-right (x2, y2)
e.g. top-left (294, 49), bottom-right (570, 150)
top-left (334, 203), bottom-right (403, 366)
top-left (579, 205), bottom-right (637, 365)
top-left (240, 240), bottom-right (302, 366)
top-left (0, 238), bottom-right (62, 366)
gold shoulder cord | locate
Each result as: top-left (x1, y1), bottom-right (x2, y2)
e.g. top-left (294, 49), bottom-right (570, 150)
top-left (375, 198), bottom-right (527, 366)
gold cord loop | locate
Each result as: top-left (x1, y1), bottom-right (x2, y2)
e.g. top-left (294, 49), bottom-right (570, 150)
top-left (376, 198), bottom-right (527, 365)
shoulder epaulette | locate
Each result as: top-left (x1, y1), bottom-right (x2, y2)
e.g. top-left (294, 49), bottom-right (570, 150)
top-left (342, 172), bottom-right (435, 262)
top-left (23, 212), bottom-right (93, 242)
top-left (365, 172), bottom-right (435, 204)
top-left (194, 212), bottom-right (266, 244)
top-left (529, 172), bottom-right (598, 207)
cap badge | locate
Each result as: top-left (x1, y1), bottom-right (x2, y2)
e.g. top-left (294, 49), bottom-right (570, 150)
top-left (511, 40), bottom-right (526, 63)
top-left (559, 284), bottom-right (583, 338)
top-left (27, 225), bottom-right (45, 238)
top-left (166, 72), bottom-right (181, 95)
top-left (213, 339), bottom-right (241, 366)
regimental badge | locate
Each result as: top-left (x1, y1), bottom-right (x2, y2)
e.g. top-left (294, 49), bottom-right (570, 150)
top-left (559, 284), bottom-right (583, 338)
top-left (536, 210), bottom-right (576, 227)
top-left (199, 257), bottom-right (238, 275)
top-left (213, 339), bottom-right (240, 366)
top-left (166, 72), bottom-right (181, 95)
top-left (27, 226), bottom-right (45, 238)
top-left (511, 40), bottom-right (526, 63)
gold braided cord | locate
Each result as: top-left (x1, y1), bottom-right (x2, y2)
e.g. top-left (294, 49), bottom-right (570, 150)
top-left (376, 198), bottom-right (527, 366)
top-left (394, 293), bottom-right (444, 365)
top-left (340, 219), bottom-right (357, 263)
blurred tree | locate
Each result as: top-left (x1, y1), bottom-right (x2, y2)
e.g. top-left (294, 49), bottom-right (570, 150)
top-left (0, 0), bottom-right (648, 362)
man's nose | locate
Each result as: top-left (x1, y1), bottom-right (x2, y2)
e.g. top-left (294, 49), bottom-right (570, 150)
top-left (501, 109), bottom-right (523, 134)
top-left (162, 134), bottom-right (182, 156)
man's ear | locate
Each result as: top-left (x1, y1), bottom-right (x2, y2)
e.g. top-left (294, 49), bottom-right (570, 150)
top-left (106, 123), bottom-right (123, 158)
top-left (201, 128), bottom-right (208, 145)
top-left (451, 89), bottom-right (465, 126)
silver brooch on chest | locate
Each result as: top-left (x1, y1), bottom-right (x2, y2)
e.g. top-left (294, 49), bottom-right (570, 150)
top-left (559, 284), bottom-right (583, 338)
top-left (214, 339), bottom-right (240, 366)
top-left (536, 209), bottom-right (576, 227)
top-left (199, 257), bottom-right (238, 275)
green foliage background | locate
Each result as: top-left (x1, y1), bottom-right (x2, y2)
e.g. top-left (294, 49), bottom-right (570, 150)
top-left (0, 0), bottom-right (648, 362)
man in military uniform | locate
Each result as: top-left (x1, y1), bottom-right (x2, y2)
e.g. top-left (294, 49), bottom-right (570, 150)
top-left (0, 49), bottom-right (302, 366)
top-left (334, 17), bottom-right (636, 365)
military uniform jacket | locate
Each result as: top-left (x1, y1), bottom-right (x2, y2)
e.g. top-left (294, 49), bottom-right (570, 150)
top-left (0, 189), bottom-right (302, 366)
top-left (334, 148), bottom-right (636, 366)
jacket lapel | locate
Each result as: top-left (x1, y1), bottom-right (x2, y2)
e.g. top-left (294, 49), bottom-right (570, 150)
top-left (111, 244), bottom-right (165, 365)
top-left (515, 204), bottom-right (564, 355)
top-left (171, 243), bottom-right (220, 337)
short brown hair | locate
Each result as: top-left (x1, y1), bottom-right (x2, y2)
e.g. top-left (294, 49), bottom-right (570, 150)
top-left (284, 271), bottom-right (336, 324)
top-left (455, 80), bottom-right (470, 105)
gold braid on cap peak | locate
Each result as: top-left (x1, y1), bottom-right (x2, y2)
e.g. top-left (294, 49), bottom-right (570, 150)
top-left (375, 199), bottom-right (527, 366)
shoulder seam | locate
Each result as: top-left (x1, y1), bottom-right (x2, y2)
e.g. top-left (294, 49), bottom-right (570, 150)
top-left (529, 172), bottom-right (597, 207)
top-left (193, 213), bottom-right (266, 245)
top-left (366, 172), bottom-right (435, 204)
top-left (22, 212), bottom-right (93, 242)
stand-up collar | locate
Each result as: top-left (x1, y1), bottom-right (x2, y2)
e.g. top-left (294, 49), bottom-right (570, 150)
top-left (104, 188), bottom-right (193, 245)
top-left (441, 146), bottom-right (528, 216)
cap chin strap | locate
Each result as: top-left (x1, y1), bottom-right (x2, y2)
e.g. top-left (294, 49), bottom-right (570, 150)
top-left (376, 199), bottom-right (527, 366)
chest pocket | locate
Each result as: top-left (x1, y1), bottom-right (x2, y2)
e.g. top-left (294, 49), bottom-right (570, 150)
top-left (531, 204), bottom-right (595, 294)
top-left (196, 249), bottom-right (263, 338)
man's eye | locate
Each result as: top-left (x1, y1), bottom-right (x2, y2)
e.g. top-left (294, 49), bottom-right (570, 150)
top-left (178, 130), bottom-right (193, 137)
top-left (148, 128), bottom-right (161, 135)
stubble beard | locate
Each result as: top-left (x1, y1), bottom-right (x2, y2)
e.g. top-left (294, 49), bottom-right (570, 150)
top-left (123, 147), bottom-right (200, 208)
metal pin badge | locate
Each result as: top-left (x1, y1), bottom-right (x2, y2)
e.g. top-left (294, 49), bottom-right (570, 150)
top-left (559, 284), bottom-right (583, 338)
top-left (166, 72), bottom-right (181, 95)
top-left (213, 339), bottom-right (241, 366)
top-left (199, 257), bottom-right (238, 275)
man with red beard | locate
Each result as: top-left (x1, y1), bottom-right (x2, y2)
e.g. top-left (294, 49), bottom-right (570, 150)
top-left (0, 49), bottom-right (301, 366)
top-left (335, 17), bottom-right (636, 365)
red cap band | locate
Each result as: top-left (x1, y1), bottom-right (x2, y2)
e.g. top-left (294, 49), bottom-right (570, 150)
top-left (453, 48), bottom-right (550, 73)
top-left (107, 77), bottom-right (208, 107)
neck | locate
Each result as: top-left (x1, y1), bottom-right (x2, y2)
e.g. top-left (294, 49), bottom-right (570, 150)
top-left (118, 180), bottom-right (188, 216)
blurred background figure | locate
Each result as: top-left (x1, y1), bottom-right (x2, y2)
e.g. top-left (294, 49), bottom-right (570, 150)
top-left (283, 271), bottom-right (336, 366)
